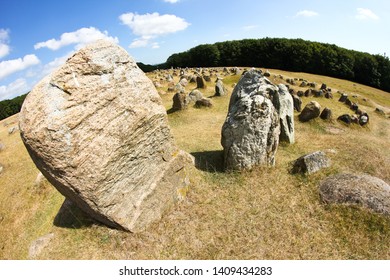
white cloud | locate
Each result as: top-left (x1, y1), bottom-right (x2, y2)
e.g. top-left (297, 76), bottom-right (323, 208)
top-left (295, 10), bottom-right (319, 18)
top-left (151, 42), bottom-right (160, 49)
top-left (129, 38), bottom-right (150, 48)
top-left (242, 25), bottom-right (258, 31)
top-left (119, 12), bottom-right (189, 48)
top-left (356, 8), bottom-right (379, 20)
top-left (0, 78), bottom-right (29, 100)
top-left (0, 29), bottom-right (10, 59)
top-left (34, 27), bottom-right (119, 50)
top-left (164, 0), bottom-right (180, 3)
top-left (0, 54), bottom-right (40, 80)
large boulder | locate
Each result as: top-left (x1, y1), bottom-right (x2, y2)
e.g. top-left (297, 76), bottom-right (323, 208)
top-left (221, 69), bottom-right (280, 171)
top-left (19, 40), bottom-right (193, 232)
top-left (319, 173), bottom-right (390, 216)
top-left (298, 101), bottom-right (321, 122)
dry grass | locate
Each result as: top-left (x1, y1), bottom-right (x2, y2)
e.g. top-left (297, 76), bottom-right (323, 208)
top-left (0, 68), bottom-right (390, 260)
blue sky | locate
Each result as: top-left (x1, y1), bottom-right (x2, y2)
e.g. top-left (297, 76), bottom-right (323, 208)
top-left (1, 0), bottom-right (389, 101)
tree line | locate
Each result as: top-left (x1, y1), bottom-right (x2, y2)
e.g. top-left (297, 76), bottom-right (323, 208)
top-left (0, 93), bottom-right (28, 121)
top-left (164, 38), bottom-right (390, 92)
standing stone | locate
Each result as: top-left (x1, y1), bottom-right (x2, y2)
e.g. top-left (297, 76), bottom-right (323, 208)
top-left (215, 78), bottom-right (227, 96)
top-left (19, 40), bottom-right (193, 232)
top-left (195, 98), bottom-right (213, 108)
top-left (273, 84), bottom-right (294, 144)
top-left (221, 70), bottom-right (280, 171)
top-left (298, 101), bottom-right (321, 122)
top-left (172, 92), bottom-right (189, 111)
top-left (338, 114), bottom-right (352, 125)
top-left (292, 95), bottom-right (302, 112)
top-left (196, 75), bottom-right (207, 89)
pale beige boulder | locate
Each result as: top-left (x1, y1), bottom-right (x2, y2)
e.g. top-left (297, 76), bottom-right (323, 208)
top-left (19, 40), bottom-right (193, 232)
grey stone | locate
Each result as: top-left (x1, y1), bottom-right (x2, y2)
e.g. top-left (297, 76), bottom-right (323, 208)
top-left (187, 89), bottom-right (203, 103)
top-left (215, 79), bottom-right (227, 96)
top-left (292, 95), bottom-right (302, 112)
top-left (195, 98), bottom-right (213, 108)
top-left (320, 107), bottom-right (332, 120)
top-left (291, 151), bottom-right (331, 174)
top-left (221, 69), bottom-right (280, 171)
top-left (319, 173), bottom-right (390, 216)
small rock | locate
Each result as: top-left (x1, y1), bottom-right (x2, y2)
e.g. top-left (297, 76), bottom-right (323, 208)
top-left (172, 92), bottom-right (189, 111)
top-left (359, 113), bottom-right (369, 126)
top-left (291, 151), bottom-right (331, 174)
top-left (320, 107), bottom-right (332, 120)
top-left (187, 89), bottom-right (203, 103)
top-left (338, 114), bottom-right (352, 125)
top-left (298, 101), bottom-right (321, 122)
top-left (375, 108), bottom-right (385, 115)
top-left (292, 95), bottom-right (302, 112)
top-left (195, 98), bottom-right (213, 108)
top-left (319, 173), bottom-right (390, 216)
top-left (338, 93), bottom-right (348, 103)
top-left (28, 233), bottom-right (55, 259)
top-left (8, 126), bottom-right (18, 135)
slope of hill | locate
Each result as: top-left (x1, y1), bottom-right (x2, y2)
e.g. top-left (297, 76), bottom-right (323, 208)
top-left (0, 68), bottom-right (389, 260)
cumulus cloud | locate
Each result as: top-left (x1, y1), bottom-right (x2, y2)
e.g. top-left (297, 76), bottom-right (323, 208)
top-left (295, 10), bottom-right (319, 18)
top-left (0, 78), bottom-right (29, 100)
top-left (355, 8), bottom-right (379, 20)
top-left (34, 27), bottom-right (119, 50)
top-left (0, 54), bottom-right (40, 80)
top-left (0, 29), bottom-right (10, 59)
top-left (119, 12), bottom-right (189, 48)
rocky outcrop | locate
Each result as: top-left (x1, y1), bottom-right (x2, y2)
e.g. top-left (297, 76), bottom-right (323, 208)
top-left (319, 173), bottom-right (390, 216)
top-left (221, 69), bottom-right (280, 171)
top-left (19, 40), bottom-right (193, 232)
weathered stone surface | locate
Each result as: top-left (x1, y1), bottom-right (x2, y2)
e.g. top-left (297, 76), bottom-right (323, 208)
top-left (298, 101), bottom-right (321, 122)
top-left (292, 95), bottom-right (302, 112)
top-left (195, 98), bottom-right (213, 108)
top-left (172, 92), bottom-right (188, 111)
top-left (19, 40), bottom-right (193, 232)
top-left (273, 84), bottom-right (294, 143)
top-left (29, 233), bottom-right (55, 259)
top-left (338, 93), bottom-right (348, 102)
top-left (291, 151), bottom-right (331, 174)
top-left (215, 78), bottom-right (227, 96)
top-left (320, 107), bottom-right (332, 120)
top-left (338, 114), bottom-right (352, 125)
top-left (319, 173), bottom-right (390, 216)
top-left (187, 89), bottom-right (203, 103)
top-left (221, 69), bottom-right (280, 171)
top-left (196, 75), bottom-right (207, 89)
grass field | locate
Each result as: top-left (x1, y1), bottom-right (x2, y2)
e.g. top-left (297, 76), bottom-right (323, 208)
top-left (0, 68), bottom-right (389, 259)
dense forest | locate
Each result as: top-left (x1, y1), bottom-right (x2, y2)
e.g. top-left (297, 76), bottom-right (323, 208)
top-left (0, 93), bottom-right (27, 121)
top-left (164, 38), bottom-right (390, 92)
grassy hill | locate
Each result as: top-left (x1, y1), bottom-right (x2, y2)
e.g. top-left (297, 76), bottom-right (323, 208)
top-left (0, 68), bottom-right (389, 259)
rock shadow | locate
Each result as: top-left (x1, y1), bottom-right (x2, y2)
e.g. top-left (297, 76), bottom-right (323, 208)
top-left (53, 199), bottom-right (99, 229)
top-left (191, 150), bottom-right (224, 173)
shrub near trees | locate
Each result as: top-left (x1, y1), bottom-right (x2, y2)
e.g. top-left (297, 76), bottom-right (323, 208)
top-left (164, 38), bottom-right (390, 92)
